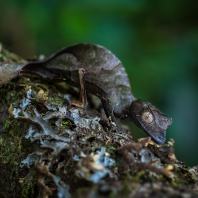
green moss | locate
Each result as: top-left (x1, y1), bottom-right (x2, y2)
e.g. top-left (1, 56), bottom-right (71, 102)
top-left (4, 118), bottom-right (14, 130)
top-left (106, 145), bottom-right (116, 155)
top-left (0, 115), bottom-right (34, 196)
top-left (0, 42), bottom-right (25, 64)
top-left (0, 84), bottom-right (24, 105)
top-left (119, 175), bottom-right (133, 196)
top-left (62, 120), bottom-right (69, 125)
top-left (48, 93), bottom-right (65, 106)
top-left (173, 166), bottom-right (197, 186)
top-left (21, 170), bottom-right (37, 198)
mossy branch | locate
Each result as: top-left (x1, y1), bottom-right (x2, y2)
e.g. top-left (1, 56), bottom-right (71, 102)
top-left (0, 43), bottom-right (198, 198)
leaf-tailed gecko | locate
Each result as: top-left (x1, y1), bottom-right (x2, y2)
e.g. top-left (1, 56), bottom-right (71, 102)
top-left (22, 43), bottom-right (172, 144)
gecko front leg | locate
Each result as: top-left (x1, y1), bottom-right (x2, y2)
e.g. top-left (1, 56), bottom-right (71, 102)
top-left (101, 97), bottom-right (122, 132)
top-left (70, 68), bottom-right (88, 114)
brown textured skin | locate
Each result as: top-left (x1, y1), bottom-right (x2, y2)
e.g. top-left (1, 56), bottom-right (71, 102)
top-left (22, 43), bottom-right (172, 144)
top-left (23, 44), bottom-right (135, 115)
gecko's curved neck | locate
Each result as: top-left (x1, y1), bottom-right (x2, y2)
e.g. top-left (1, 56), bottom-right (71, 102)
top-left (114, 102), bottom-right (132, 120)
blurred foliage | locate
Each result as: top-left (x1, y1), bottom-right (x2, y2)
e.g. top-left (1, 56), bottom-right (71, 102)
top-left (0, 0), bottom-right (198, 166)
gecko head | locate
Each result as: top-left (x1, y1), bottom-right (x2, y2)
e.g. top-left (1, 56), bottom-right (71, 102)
top-left (129, 99), bottom-right (172, 144)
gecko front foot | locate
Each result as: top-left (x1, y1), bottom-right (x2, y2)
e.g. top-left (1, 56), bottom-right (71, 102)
top-left (99, 116), bottom-right (122, 133)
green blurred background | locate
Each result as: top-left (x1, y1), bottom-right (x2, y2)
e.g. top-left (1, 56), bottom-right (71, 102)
top-left (0, 0), bottom-right (198, 166)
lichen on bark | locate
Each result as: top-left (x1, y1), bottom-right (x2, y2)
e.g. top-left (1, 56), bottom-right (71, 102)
top-left (0, 43), bottom-right (198, 198)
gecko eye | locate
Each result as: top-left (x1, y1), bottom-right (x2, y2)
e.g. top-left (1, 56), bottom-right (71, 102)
top-left (141, 111), bottom-right (154, 124)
